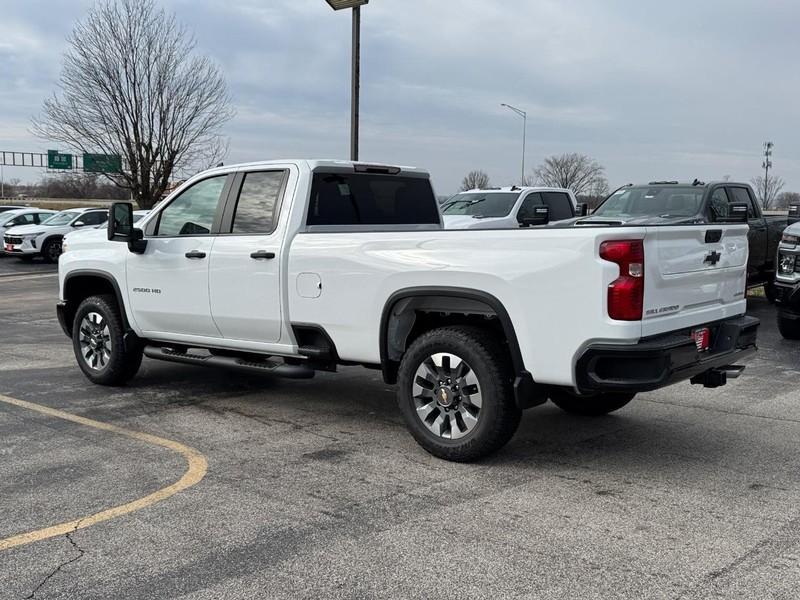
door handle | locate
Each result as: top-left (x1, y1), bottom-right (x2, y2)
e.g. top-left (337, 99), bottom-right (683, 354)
top-left (185, 250), bottom-right (207, 259)
top-left (250, 250), bottom-right (276, 260)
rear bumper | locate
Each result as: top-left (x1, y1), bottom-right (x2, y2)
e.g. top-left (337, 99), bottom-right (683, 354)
top-left (576, 315), bottom-right (759, 394)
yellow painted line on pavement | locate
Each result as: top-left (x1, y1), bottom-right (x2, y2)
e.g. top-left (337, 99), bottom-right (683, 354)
top-left (0, 394), bottom-right (208, 552)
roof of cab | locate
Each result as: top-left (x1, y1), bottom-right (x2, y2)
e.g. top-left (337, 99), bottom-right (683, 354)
top-left (198, 159), bottom-right (430, 178)
top-left (457, 186), bottom-right (573, 194)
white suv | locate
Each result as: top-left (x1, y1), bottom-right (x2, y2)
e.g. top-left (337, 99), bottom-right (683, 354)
top-left (0, 208), bottom-right (57, 253)
top-left (4, 207), bottom-right (108, 262)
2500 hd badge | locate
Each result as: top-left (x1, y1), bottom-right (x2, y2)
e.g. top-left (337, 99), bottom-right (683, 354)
top-left (132, 287), bottom-right (162, 294)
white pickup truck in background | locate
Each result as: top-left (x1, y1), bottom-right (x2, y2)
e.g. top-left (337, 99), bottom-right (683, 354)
top-left (57, 160), bottom-right (759, 461)
top-left (441, 186), bottom-right (584, 229)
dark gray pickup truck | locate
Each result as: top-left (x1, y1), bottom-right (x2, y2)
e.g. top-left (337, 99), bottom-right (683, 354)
top-left (573, 181), bottom-right (787, 295)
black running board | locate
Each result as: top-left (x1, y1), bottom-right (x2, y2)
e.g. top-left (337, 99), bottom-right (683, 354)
top-left (143, 346), bottom-right (315, 379)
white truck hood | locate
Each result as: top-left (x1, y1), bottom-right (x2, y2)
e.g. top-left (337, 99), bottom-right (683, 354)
top-left (443, 215), bottom-right (511, 230)
top-left (783, 222), bottom-right (800, 237)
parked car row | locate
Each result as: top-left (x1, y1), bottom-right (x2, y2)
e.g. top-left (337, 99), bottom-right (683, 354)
top-left (2, 207), bottom-right (149, 263)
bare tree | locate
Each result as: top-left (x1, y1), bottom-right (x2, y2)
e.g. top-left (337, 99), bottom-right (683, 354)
top-left (461, 170), bottom-right (491, 191)
top-left (41, 173), bottom-right (129, 200)
top-left (750, 174), bottom-right (785, 209)
top-left (32, 0), bottom-right (234, 209)
top-left (774, 191), bottom-right (800, 210)
top-left (532, 153), bottom-right (608, 196)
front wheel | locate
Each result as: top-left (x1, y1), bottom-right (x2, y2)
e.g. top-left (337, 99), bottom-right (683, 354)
top-left (72, 294), bottom-right (143, 385)
top-left (777, 314), bottom-right (800, 340)
top-left (549, 388), bottom-right (635, 416)
top-left (41, 237), bottom-right (62, 263)
top-left (397, 326), bottom-right (521, 462)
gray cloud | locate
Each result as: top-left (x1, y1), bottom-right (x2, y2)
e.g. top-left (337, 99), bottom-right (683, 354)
top-left (1, 0), bottom-right (798, 193)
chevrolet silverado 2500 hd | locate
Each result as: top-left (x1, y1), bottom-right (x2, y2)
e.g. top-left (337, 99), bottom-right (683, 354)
top-left (57, 160), bottom-right (759, 461)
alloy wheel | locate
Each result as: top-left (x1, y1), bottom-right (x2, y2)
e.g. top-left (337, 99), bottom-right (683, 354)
top-left (78, 312), bottom-right (113, 370)
top-left (412, 352), bottom-right (482, 440)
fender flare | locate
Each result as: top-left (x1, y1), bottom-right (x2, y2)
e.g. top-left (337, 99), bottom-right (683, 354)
top-left (379, 286), bottom-right (544, 409)
top-left (62, 269), bottom-right (131, 332)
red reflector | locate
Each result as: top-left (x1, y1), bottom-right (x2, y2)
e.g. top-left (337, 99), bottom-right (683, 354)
top-left (691, 327), bottom-right (710, 352)
top-left (600, 239), bottom-right (645, 321)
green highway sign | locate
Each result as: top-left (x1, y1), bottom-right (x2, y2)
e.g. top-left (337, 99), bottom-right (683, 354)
top-left (83, 153), bottom-right (122, 174)
top-left (47, 150), bottom-right (73, 170)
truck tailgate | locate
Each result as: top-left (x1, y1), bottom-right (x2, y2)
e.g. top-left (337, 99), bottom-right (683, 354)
top-left (641, 224), bottom-right (749, 337)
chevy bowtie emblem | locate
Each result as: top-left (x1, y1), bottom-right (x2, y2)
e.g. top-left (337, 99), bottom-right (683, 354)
top-left (439, 389), bottom-right (448, 403)
top-left (704, 251), bottom-right (721, 266)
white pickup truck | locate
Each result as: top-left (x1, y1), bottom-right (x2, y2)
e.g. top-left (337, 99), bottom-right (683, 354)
top-left (57, 160), bottom-right (759, 461)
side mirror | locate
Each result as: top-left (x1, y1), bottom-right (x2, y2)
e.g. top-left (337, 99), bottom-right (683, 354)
top-left (724, 202), bottom-right (749, 223)
top-left (520, 206), bottom-right (550, 227)
top-left (108, 202), bottom-right (134, 241)
top-left (108, 202), bottom-right (147, 253)
top-left (73, 221), bottom-right (86, 228)
top-left (576, 203), bottom-right (589, 217)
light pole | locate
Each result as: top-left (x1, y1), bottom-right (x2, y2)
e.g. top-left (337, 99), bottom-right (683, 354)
top-left (501, 103), bottom-right (527, 185)
top-left (325, 0), bottom-right (369, 161)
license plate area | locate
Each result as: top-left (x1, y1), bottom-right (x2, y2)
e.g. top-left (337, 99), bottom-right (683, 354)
top-left (691, 327), bottom-right (711, 352)
top-left (4, 244), bottom-right (13, 252)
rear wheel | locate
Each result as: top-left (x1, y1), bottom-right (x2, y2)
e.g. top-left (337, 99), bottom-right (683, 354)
top-left (397, 326), bottom-right (521, 462)
top-left (41, 237), bottom-right (62, 263)
top-left (72, 294), bottom-right (143, 385)
top-left (550, 388), bottom-right (635, 416)
top-left (777, 314), bottom-right (800, 340)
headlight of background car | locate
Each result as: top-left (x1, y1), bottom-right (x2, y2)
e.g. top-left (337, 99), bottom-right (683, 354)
top-left (779, 253), bottom-right (798, 275)
top-left (782, 233), bottom-right (800, 245)
top-left (22, 232), bottom-right (44, 239)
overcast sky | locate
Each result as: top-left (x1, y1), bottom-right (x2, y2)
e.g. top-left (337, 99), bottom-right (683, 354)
top-left (1, 0), bottom-right (798, 194)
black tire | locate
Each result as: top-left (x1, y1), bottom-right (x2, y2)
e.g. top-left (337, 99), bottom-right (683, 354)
top-left (764, 281), bottom-right (777, 304)
top-left (549, 388), bottom-right (635, 416)
top-left (397, 326), bottom-right (521, 462)
top-left (41, 237), bottom-right (63, 263)
top-left (777, 314), bottom-right (800, 340)
top-left (72, 294), bottom-right (143, 385)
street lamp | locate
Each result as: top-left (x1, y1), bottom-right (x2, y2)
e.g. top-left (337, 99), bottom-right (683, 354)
top-left (501, 103), bottom-right (527, 185)
top-left (325, 0), bottom-right (369, 161)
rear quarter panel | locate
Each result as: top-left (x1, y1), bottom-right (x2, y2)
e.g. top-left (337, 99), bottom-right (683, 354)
top-left (287, 228), bottom-right (646, 387)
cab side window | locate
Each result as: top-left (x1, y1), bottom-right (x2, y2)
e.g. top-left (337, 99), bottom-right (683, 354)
top-left (156, 176), bottom-right (227, 236)
top-left (541, 192), bottom-right (574, 221)
top-left (517, 193), bottom-right (544, 223)
top-left (229, 171), bottom-right (286, 234)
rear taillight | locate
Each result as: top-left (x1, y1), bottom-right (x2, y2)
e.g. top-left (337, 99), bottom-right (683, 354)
top-left (600, 239), bottom-right (644, 321)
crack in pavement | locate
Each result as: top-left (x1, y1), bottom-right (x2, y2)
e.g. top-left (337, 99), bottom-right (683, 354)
top-left (24, 523), bottom-right (86, 600)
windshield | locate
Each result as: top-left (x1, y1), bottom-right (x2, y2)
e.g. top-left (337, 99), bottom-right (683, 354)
top-left (442, 192), bottom-right (520, 218)
top-left (594, 186), bottom-right (705, 218)
top-left (41, 211), bottom-right (80, 226)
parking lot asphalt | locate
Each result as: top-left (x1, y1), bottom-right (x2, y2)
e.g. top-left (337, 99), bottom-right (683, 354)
top-left (1, 255), bottom-right (799, 599)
